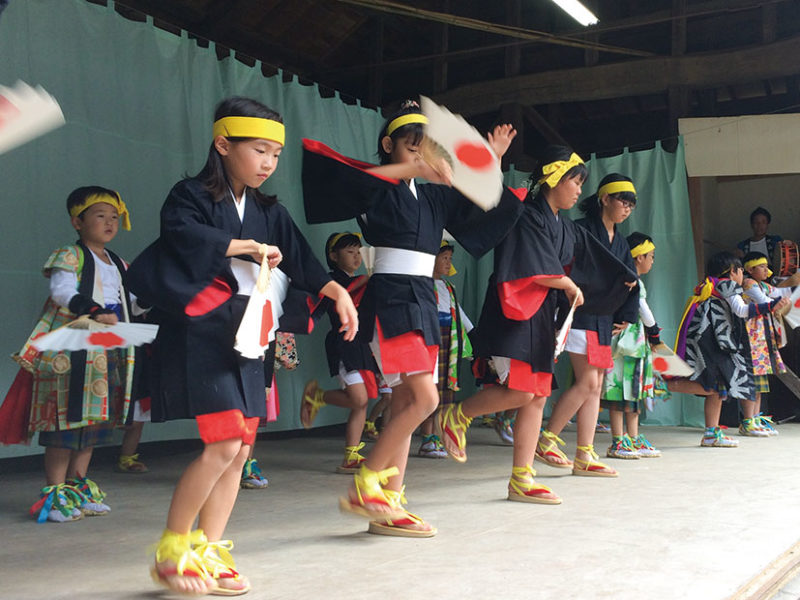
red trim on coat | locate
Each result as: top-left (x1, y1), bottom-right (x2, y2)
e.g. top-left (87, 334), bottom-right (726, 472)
top-left (347, 275), bottom-right (368, 307)
top-left (358, 370), bottom-right (379, 399)
top-left (507, 359), bottom-right (553, 396)
top-left (195, 409), bottom-right (260, 445)
top-left (0, 368), bottom-right (33, 445)
top-left (138, 396), bottom-right (151, 413)
top-left (375, 320), bottom-right (438, 375)
top-left (498, 275), bottom-right (562, 320)
top-left (510, 187), bottom-right (528, 201)
top-left (185, 277), bottom-right (233, 317)
top-left (585, 330), bottom-right (613, 369)
top-left (302, 139), bottom-right (401, 185)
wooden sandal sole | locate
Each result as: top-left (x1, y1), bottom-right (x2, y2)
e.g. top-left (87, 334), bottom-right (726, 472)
top-left (507, 491), bottom-right (562, 505)
top-left (367, 520), bottom-right (437, 538)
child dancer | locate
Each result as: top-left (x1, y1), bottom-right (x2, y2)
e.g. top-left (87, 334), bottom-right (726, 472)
top-left (670, 252), bottom-right (786, 447)
top-left (741, 251), bottom-right (792, 436)
top-left (417, 240), bottom-right (474, 458)
top-left (129, 97), bottom-right (357, 595)
top-left (603, 232), bottom-right (663, 459)
top-left (303, 101), bottom-right (522, 537)
top-left (301, 231), bottom-right (380, 473)
top-left (2, 186), bottom-right (140, 522)
top-left (536, 174), bottom-right (639, 477)
top-left (439, 145), bottom-right (588, 504)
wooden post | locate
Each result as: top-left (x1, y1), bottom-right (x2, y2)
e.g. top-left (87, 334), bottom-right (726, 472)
top-left (368, 17), bottom-right (384, 106)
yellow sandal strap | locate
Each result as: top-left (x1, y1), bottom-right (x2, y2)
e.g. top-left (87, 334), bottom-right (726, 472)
top-left (541, 430), bottom-right (566, 446)
top-left (344, 442), bottom-right (366, 461)
top-left (154, 529), bottom-right (209, 578)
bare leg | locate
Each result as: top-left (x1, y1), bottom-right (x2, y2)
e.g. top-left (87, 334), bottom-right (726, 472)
top-left (120, 421), bottom-right (144, 456)
top-left (166, 438), bottom-right (245, 534)
top-left (198, 443), bottom-right (250, 541)
top-left (625, 411), bottom-right (639, 438)
top-left (44, 447), bottom-right (71, 486)
top-left (67, 446), bottom-right (94, 479)
top-left (704, 392), bottom-right (722, 428)
top-left (741, 394), bottom-right (757, 420)
top-left (513, 396), bottom-right (545, 468)
top-left (609, 409), bottom-right (624, 438)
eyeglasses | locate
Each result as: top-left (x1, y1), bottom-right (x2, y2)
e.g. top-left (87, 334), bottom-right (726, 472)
top-left (612, 197), bottom-right (636, 210)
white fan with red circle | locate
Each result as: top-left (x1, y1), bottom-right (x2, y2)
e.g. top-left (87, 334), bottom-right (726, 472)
top-left (420, 96), bottom-right (503, 211)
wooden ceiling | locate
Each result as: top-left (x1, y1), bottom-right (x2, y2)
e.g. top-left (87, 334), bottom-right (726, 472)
top-left (91, 0), bottom-right (800, 169)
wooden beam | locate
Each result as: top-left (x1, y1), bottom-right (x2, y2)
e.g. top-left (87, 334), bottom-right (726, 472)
top-left (521, 104), bottom-right (569, 147)
top-left (367, 17), bottom-right (384, 106)
top-left (505, 0), bottom-right (521, 77)
top-left (433, 35), bottom-right (800, 116)
top-left (333, 0), bottom-right (653, 58)
top-left (433, 0), bottom-right (449, 93)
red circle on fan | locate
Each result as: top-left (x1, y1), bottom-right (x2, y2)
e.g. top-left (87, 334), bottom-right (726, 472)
top-left (794, 298), bottom-right (800, 308)
top-left (87, 331), bottom-right (125, 348)
top-left (652, 357), bottom-right (668, 372)
top-left (454, 141), bottom-right (494, 170)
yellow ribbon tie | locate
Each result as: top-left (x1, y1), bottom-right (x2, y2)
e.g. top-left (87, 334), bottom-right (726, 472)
top-left (631, 240), bottom-right (655, 258)
top-left (538, 152), bottom-right (585, 188)
top-left (327, 231), bottom-right (362, 253)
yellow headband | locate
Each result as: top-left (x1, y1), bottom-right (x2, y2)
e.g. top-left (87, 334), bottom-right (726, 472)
top-left (439, 240), bottom-right (457, 276)
top-left (744, 256), bottom-right (773, 277)
top-left (538, 153), bottom-right (585, 188)
top-left (630, 240), bottom-right (655, 258)
top-left (386, 113), bottom-right (428, 137)
top-left (69, 192), bottom-right (131, 231)
top-left (599, 180), bottom-right (636, 197)
top-left (212, 116), bottom-right (285, 146)
top-left (327, 231), bottom-right (362, 254)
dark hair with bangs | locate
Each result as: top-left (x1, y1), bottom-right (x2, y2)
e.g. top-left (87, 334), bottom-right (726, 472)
top-left (579, 173), bottom-right (636, 219)
top-left (325, 232), bottom-right (362, 269)
top-left (529, 145), bottom-right (588, 200)
top-left (706, 251), bottom-right (742, 279)
top-left (193, 96), bottom-right (283, 205)
top-left (377, 100), bottom-right (425, 165)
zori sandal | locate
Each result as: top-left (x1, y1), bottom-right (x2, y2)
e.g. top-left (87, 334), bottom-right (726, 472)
top-left (336, 442), bottom-right (367, 474)
top-left (194, 532), bottom-right (251, 597)
top-left (116, 453), bottom-right (149, 473)
top-left (368, 487), bottom-right (437, 538)
top-left (572, 445), bottom-right (618, 477)
top-left (535, 430), bottom-right (573, 469)
top-left (439, 403), bottom-right (472, 463)
top-left (150, 529), bottom-right (214, 596)
top-left (339, 464), bottom-right (406, 521)
top-left (507, 465), bottom-right (562, 504)
top-left (300, 380), bottom-right (326, 429)
top-left (363, 420), bottom-right (380, 441)
top-left (67, 475), bottom-right (111, 516)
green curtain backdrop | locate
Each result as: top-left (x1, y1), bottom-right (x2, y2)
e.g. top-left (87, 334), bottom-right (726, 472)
top-left (0, 0), bottom-right (700, 458)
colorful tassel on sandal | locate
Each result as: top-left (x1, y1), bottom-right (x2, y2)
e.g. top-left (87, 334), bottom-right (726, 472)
top-left (29, 483), bottom-right (85, 523)
top-left (67, 474), bottom-right (111, 515)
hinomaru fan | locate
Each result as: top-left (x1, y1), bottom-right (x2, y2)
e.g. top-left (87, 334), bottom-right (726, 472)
top-left (419, 96), bottom-right (503, 211)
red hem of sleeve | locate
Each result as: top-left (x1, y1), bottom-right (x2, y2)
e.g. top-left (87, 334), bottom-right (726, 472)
top-left (499, 275), bottom-right (563, 320)
top-left (302, 138), bottom-right (400, 185)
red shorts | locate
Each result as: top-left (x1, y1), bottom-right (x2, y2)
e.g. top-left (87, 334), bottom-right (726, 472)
top-left (195, 409), bottom-right (259, 445)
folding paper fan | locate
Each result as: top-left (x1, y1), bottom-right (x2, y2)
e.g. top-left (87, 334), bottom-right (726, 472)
top-left (0, 80), bottom-right (65, 155)
top-left (32, 318), bottom-right (158, 351)
top-left (554, 297), bottom-right (579, 360)
top-left (359, 246), bottom-right (375, 276)
top-left (234, 254), bottom-right (290, 359)
top-left (419, 95), bottom-right (503, 211)
top-left (651, 344), bottom-right (694, 378)
top-left (781, 286), bottom-right (800, 329)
